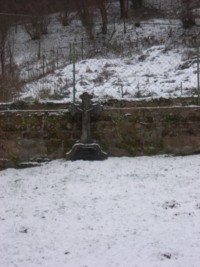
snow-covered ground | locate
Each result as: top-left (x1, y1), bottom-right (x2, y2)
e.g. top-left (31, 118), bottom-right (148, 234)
top-left (0, 155), bottom-right (200, 267)
top-left (21, 45), bottom-right (198, 102)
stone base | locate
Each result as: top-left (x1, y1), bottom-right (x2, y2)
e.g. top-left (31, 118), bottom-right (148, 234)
top-left (66, 143), bottom-right (108, 161)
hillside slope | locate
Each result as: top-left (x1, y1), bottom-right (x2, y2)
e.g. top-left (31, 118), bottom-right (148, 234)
top-left (8, 2), bottom-right (200, 102)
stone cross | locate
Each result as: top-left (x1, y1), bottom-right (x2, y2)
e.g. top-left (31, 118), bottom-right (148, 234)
top-left (69, 92), bottom-right (102, 144)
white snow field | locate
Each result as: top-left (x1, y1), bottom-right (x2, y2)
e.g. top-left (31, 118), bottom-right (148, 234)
top-left (0, 155), bottom-right (200, 267)
top-left (21, 45), bottom-right (198, 102)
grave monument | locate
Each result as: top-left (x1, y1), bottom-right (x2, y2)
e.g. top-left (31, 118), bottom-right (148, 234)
top-left (66, 92), bottom-right (108, 160)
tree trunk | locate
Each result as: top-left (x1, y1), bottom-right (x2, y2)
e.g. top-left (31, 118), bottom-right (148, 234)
top-left (0, 19), bottom-right (9, 76)
top-left (75, 0), bottom-right (95, 40)
top-left (120, 0), bottom-right (128, 19)
top-left (131, 0), bottom-right (143, 9)
top-left (120, 0), bottom-right (125, 18)
top-left (0, 49), bottom-right (5, 76)
top-left (98, 1), bottom-right (108, 34)
top-left (181, 0), bottom-right (195, 28)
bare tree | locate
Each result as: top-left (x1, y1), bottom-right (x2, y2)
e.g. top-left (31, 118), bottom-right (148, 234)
top-left (74, 0), bottom-right (95, 40)
top-left (0, 0), bottom-right (21, 101)
top-left (97, 0), bottom-right (108, 35)
top-left (119, 0), bottom-right (128, 19)
top-left (24, 16), bottom-right (48, 40)
top-left (0, 0), bottom-right (14, 76)
top-left (57, 0), bottom-right (75, 26)
top-left (0, 17), bottom-right (9, 75)
top-left (131, 0), bottom-right (143, 10)
top-left (23, 0), bottom-right (49, 40)
top-left (180, 0), bottom-right (196, 28)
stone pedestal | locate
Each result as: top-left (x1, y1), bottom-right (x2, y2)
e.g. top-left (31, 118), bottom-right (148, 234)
top-left (66, 143), bottom-right (108, 161)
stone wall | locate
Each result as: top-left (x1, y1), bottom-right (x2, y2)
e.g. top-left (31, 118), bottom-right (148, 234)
top-left (0, 99), bottom-right (200, 168)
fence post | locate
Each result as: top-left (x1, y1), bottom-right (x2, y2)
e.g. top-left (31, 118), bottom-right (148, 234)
top-left (197, 43), bottom-right (200, 105)
top-left (38, 38), bottom-right (41, 60)
top-left (42, 55), bottom-right (45, 75)
top-left (181, 82), bottom-right (183, 96)
top-left (81, 38), bottom-right (84, 60)
top-left (69, 43), bottom-right (72, 64)
top-left (27, 62), bottom-right (30, 81)
top-left (72, 43), bottom-right (76, 104)
top-left (56, 48), bottom-right (59, 68)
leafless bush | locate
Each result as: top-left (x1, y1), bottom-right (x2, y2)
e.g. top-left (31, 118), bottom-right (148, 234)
top-left (0, 15), bottom-right (11, 76)
top-left (0, 68), bottom-right (24, 102)
top-left (24, 16), bottom-right (49, 40)
top-left (57, 4), bottom-right (77, 27)
top-left (58, 12), bottom-right (71, 27)
top-left (180, 0), bottom-right (196, 29)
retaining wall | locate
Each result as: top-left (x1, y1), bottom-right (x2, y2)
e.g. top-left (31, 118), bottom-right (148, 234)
top-left (0, 98), bottom-right (200, 168)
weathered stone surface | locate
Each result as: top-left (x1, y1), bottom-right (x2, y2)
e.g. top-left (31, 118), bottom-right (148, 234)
top-left (163, 135), bottom-right (200, 155)
top-left (66, 92), bottom-right (108, 160)
top-left (0, 100), bottom-right (200, 167)
top-left (66, 143), bottom-right (108, 161)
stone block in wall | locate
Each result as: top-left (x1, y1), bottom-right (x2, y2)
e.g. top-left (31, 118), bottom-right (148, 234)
top-left (163, 135), bottom-right (200, 155)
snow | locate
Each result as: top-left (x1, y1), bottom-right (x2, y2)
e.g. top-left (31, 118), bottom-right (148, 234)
top-left (7, 1), bottom-right (199, 103)
top-left (0, 155), bottom-right (200, 267)
top-left (20, 46), bottom-right (198, 102)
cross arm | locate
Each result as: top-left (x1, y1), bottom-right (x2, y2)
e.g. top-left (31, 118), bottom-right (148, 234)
top-left (69, 104), bottom-right (83, 116)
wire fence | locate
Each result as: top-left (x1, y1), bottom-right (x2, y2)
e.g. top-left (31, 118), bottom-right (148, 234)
top-left (18, 22), bottom-right (200, 82)
top-left (1, 34), bottom-right (200, 103)
top-left (15, 22), bottom-right (200, 101)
